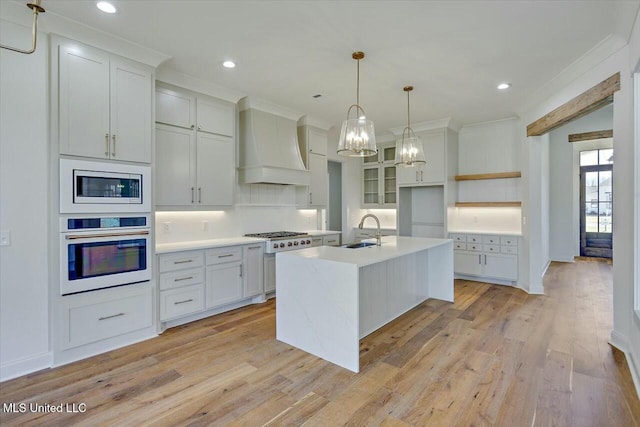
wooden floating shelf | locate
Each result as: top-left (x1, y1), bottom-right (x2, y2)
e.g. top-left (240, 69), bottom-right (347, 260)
top-left (455, 171), bottom-right (521, 181)
top-left (455, 202), bottom-right (522, 207)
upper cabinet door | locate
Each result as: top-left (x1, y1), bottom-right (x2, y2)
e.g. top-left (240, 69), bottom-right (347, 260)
top-left (110, 61), bottom-right (152, 163)
top-left (156, 86), bottom-right (196, 129)
top-left (196, 133), bottom-right (234, 206)
top-left (155, 124), bottom-right (196, 207)
top-left (419, 131), bottom-right (445, 184)
top-left (59, 45), bottom-right (110, 159)
top-left (308, 128), bottom-right (327, 156)
top-left (196, 98), bottom-right (235, 137)
top-left (308, 153), bottom-right (328, 206)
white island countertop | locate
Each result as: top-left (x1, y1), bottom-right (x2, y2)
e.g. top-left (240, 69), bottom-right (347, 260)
top-left (277, 235), bottom-right (451, 267)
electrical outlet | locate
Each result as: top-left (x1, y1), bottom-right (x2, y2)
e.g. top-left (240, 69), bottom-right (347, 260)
top-left (202, 220), bottom-right (209, 231)
top-left (0, 231), bottom-right (10, 247)
top-left (162, 222), bottom-right (171, 234)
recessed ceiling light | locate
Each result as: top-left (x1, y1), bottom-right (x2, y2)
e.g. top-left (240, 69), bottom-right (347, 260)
top-left (96, 1), bottom-right (117, 14)
top-left (497, 83), bottom-right (512, 90)
top-left (222, 60), bottom-right (236, 69)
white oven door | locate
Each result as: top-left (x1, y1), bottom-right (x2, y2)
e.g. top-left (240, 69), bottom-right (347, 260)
top-left (60, 229), bottom-right (152, 295)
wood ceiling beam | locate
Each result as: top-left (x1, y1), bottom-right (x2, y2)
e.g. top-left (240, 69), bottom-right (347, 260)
top-left (526, 73), bottom-right (620, 137)
top-left (568, 129), bottom-right (613, 143)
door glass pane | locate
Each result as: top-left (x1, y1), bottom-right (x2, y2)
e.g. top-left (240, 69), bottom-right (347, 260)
top-left (363, 153), bottom-right (378, 164)
top-left (384, 166), bottom-right (396, 204)
top-left (580, 150), bottom-right (598, 166)
top-left (599, 149), bottom-right (613, 165)
top-left (383, 146), bottom-right (395, 162)
top-left (599, 202), bottom-right (612, 233)
top-left (363, 167), bottom-right (378, 204)
top-left (598, 170), bottom-right (612, 202)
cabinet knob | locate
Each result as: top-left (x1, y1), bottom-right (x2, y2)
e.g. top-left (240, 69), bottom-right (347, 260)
top-left (191, 124), bottom-right (195, 129)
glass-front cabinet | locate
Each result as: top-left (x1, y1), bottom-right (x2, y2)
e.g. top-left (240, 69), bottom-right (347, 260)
top-left (362, 144), bottom-right (396, 208)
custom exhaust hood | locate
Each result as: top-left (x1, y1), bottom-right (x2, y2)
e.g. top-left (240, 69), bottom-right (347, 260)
top-left (238, 97), bottom-right (310, 186)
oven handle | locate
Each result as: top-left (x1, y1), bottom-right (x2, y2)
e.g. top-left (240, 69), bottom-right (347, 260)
top-left (65, 230), bottom-right (150, 240)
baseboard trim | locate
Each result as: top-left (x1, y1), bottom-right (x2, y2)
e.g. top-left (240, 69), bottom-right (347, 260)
top-left (541, 260), bottom-right (551, 278)
top-left (0, 351), bottom-right (52, 382)
top-left (609, 330), bottom-right (640, 398)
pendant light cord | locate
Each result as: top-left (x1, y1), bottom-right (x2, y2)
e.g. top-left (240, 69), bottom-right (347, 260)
top-left (356, 57), bottom-right (360, 107)
top-left (407, 89), bottom-right (410, 129)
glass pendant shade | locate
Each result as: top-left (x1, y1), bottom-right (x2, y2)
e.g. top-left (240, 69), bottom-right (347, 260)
top-left (394, 85), bottom-right (426, 166)
top-left (337, 51), bottom-right (378, 158)
top-left (337, 115), bottom-right (377, 157)
top-left (394, 131), bottom-right (425, 166)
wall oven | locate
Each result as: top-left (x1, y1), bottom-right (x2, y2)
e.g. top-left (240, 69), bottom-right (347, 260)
top-left (60, 158), bottom-right (151, 213)
top-left (60, 215), bottom-right (152, 295)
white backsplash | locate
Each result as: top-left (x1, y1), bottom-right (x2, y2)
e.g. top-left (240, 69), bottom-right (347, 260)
top-left (447, 207), bottom-right (522, 234)
top-left (155, 206), bottom-right (319, 244)
top-left (350, 208), bottom-right (397, 229)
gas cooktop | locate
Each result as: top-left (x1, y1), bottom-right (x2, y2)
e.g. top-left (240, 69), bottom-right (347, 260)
top-left (244, 231), bottom-right (309, 240)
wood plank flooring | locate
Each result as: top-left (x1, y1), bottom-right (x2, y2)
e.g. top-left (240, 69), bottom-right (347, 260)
top-left (1, 260), bottom-right (638, 426)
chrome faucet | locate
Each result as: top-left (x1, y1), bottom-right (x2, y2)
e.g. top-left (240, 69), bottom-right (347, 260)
top-left (358, 214), bottom-right (382, 246)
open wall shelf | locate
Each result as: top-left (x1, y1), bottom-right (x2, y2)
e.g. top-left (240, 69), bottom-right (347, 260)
top-left (454, 201), bottom-right (522, 207)
top-left (455, 171), bottom-right (521, 181)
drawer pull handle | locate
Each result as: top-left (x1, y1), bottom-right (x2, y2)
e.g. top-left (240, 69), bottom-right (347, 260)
top-left (174, 260), bottom-right (193, 264)
top-left (174, 299), bottom-right (194, 305)
top-left (175, 276), bottom-right (193, 282)
top-left (218, 254), bottom-right (234, 258)
top-left (248, 246), bottom-right (262, 250)
top-left (99, 313), bottom-right (125, 321)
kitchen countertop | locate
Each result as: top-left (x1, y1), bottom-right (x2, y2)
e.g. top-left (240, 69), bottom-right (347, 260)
top-left (447, 229), bottom-right (523, 236)
top-left (277, 235), bottom-right (451, 268)
top-left (156, 237), bottom-right (267, 254)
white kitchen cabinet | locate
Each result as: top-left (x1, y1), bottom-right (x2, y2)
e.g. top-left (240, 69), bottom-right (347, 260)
top-left (58, 43), bottom-right (152, 163)
top-left (156, 86), bottom-right (196, 129)
top-left (310, 237), bottom-right (323, 247)
top-left (322, 234), bottom-right (340, 246)
top-left (297, 125), bottom-right (328, 207)
top-left (362, 143), bottom-right (396, 207)
top-left (160, 284), bottom-right (205, 321)
top-left (206, 262), bottom-right (243, 308)
top-left (397, 131), bottom-right (445, 186)
top-left (451, 233), bottom-right (518, 283)
top-left (155, 124), bottom-right (234, 208)
top-left (196, 97), bottom-right (235, 136)
top-left (264, 255), bottom-right (276, 293)
top-left (243, 244), bottom-right (264, 298)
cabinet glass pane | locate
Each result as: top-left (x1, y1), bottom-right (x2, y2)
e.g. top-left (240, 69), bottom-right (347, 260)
top-left (363, 154), bottom-right (378, 164)
top-left (383, 146), bottom-right (395, 162)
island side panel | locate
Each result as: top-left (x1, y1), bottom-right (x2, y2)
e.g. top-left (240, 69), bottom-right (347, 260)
top-left (276, 255), bottom-right (360, 373)
top-left (426, 240), bottom-right (454, 302)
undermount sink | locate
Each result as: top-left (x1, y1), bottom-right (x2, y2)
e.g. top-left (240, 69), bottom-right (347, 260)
top-left (342, 242), bottom-right (377, 249)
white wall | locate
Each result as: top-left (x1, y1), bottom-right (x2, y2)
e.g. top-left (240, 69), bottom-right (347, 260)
top-left (548, 106), bottom-right (613, 262)
top-left (0, 20), bottom-right (50, 380)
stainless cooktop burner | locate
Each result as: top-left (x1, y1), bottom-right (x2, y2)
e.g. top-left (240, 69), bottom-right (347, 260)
top-left (244, 231), bottom-right (309, 240)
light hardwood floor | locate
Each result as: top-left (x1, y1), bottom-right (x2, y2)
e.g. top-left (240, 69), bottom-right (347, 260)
top-left (1, 260), bottom-right (638, 426)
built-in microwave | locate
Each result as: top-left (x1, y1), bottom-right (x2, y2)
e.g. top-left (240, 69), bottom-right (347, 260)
top-left (60, 159), bottom-right (151, 213)
top-left (60, 215), bottom-right (152, 295)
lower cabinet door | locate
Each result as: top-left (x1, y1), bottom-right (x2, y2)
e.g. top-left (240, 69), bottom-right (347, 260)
top-left (454, 251), bottom-right (483, 276)
top-left (264, 255), bottom-right (276, 293)
top-left (483, 254), bottom-right (518, 281)
top-left (160, 284), bottom-right (205, 321)
top-left (205, 262), bottom-right (243, 308)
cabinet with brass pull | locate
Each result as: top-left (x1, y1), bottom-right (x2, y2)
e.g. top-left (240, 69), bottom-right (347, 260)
top-left (450, 233), bottom-right (518, 283)
top-left (56, 37), bottom-right (152, 163)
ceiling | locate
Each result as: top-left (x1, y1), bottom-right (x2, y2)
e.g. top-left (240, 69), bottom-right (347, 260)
top-left (37, 0), bottom-right (639, 133)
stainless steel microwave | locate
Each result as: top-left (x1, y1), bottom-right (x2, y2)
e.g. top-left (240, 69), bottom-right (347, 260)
top-left (60, 159), bottom-right (151, 213)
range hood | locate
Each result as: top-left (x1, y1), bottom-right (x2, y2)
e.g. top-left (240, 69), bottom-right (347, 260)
top-left (238, 97), bottom-right (310, 186)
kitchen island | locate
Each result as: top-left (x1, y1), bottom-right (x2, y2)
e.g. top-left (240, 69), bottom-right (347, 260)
top-left (276, 235), bottom-right (453, 372)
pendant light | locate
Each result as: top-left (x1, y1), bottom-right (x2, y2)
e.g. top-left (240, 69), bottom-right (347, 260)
top-left (395, 86), bottom-right (425, 166)
top-left (0, 1), bottom-right (45, 55)
top-left (337, 52), bottom-right (377, 157)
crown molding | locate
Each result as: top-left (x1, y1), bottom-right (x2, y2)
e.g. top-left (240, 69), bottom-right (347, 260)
top-left (238, 97), bottom-right (304, 121)
top-left (297, 115), bottom-right (334, 131)
top-left (156, 68), bottom-right (245, 104)
top-left (389, 117), bottom-right (461, 136)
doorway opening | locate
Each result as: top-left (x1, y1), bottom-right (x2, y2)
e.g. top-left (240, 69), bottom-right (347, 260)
top-left (327, 161), bottom-right (342, 232)
top-left (579, 148), bottom-right (613, 258)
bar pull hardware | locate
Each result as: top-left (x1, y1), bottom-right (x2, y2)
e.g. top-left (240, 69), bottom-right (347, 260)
top-left (421, 170), bottom-right (423, 181)
top-left (198, 187), bottom-right (202, 203)
top-left (174, 259), bottom-right (193, 264)
top-left (191, 187), bottom-right (195, 204)
top-left (248, 246), bottom-right (262, 250)
top-left (416, 171), bottom-right (418, 181)
top-left (99, 313), bottom-right (125, 321)
top-left (478, 254), bottom-right (481, 264)
top-left (112, 134), bottom-right (116, 157)
top-left (309, 192), bottom-right (312, 204)
top-left (218, 254), bottom-right (234, 258)
top-left (66, 230), bottom-right (149, 240)
top-left (174, 299), bottom-right (193, 305)
top-left (484, 254), bottom-right (487, 264)
top-left (239, 264), bottom-right (243, 277)
top-left (105, 133), bottom-right (110, 156)
top-left (174, 276), bottom-right (193, 282)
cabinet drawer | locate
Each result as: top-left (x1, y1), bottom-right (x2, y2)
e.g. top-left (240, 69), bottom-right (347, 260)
top-left (159, 251), bottom-right (204, 273)
top-left (500, 236), bottom-right (518, 246)
top-left (64, 287), bottom-right (152, 350)
top-left (483, 244), bottom-right (501, 253)
top-left (482, 235), bottom-right (501, 245)
top-left (450, 234), bottom-right (466, 242)
top-left (466, 235), bottom-right (482, 244)
top-left (206, 246), bottom-right (242, 265)
top-left (160, 284), bottom-right (205, 320)
top-left (454, 242), bottom-right (467, 250)
top-left (323, 235), bottom-right (340, 246)
top-left (159, 267), bottom-right (204, 291)
top-left (466, 243), bottom-right (482, 252)
top-left (501, 245), bottom-right (518, 255)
